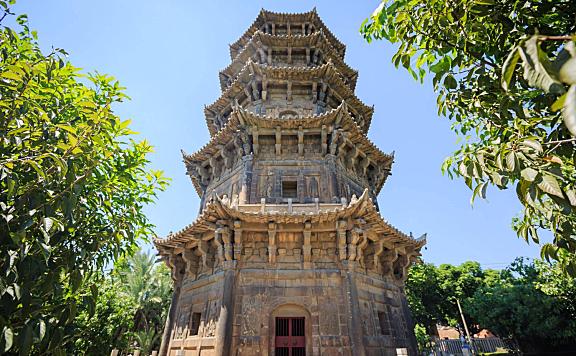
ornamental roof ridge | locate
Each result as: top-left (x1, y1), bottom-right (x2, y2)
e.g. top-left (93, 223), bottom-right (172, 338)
top-left (154, 188), bottom-right (426, 250)
top-left (183, 112), bottom-right (241, 196)
top-left (219, 29), bottom-right (358, 92)
top-left (205, 60), bottom-right (373, 136)
top-left (187, 103), bottom-right (392, 173)
top-left (229, 9), bottom-right (345, 60)
top-left (258, 8), bottom-right (346, 56)
top-left (238, 99), bottom-right (346, 122)
top-left (235, 103), bottom-right (394, 165)
top-left (155, 188), bottom-right (370, 246)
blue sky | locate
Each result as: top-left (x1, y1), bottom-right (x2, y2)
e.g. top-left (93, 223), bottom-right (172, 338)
top-left (13, 0), bottom-right (541, 268)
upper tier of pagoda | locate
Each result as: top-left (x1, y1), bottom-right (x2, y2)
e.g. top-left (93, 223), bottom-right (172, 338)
top-left (172, 8), bottom-right (406, 211)
top-left (219, 29), bottom-right (358, 92)
top-left (229, 8), bottom-right (346, 60)
top-left (205, 61), bottom-right (373, 136)
top-left (184, 103), bottom-right (393, 199)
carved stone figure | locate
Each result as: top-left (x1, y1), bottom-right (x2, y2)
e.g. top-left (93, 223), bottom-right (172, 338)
top-left (307, 176), bottom-right (319, 198)
top-left (265, 172), bottom-right (274, 198)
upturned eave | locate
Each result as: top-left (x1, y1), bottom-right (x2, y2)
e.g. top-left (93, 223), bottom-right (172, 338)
top-left (154, 189), bottom-right (426, 251)
top-left (229, 8), bottom-right (346, 60)
top-left (220, 30), bottom-right (358, 92)
top-left (205, 60), bottom-right (373, 136)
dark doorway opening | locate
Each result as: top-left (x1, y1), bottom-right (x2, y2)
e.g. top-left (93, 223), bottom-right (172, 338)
top-left (275, 317), bottom-right (305, 356)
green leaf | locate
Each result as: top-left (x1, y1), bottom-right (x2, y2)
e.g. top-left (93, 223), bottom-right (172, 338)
top-left (505, 151), bottom-right (516, 172)
top-left (502, 46), bottom-right (520, 91)
top-left (471, 182), bottom-right (488, 204)
top-left (521, 168), bottom-right (538, 182)
top-left (19, 324), bottom-right (32, 356)
top-left (540, 243), bottom-right (558, 263)
top-left (562, 85), bottom-right (576, 136)
top-left (444, 74), bottom-right (457, 89)
top-left (0, 70), bottom-right (22, 81)
top-left (25, 160), bottom-right (46, 180)
top-left (519, 36), bottom-right (566, 95)
top-left (566, 189), bottom-right (576, 207)
top-left (520, 139), bottom-right (543, 153)
top-left (430, 57), bottom-right (450, 74)
top-left (474, 0), bottom-right (495, 4)
top-left (70, 270), bottom-right (82, 292)
top-left (537, 173), bottom-right (564, 198)
top-left (37, 320), bottom-right (46, 341)
top-left (551, 92), bottom-right (567, 112)
top-left (3, 327), bottom-right (13, 352)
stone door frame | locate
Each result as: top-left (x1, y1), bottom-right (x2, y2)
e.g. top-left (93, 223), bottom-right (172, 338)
top-left (269, 304), bottom-right (312, 356)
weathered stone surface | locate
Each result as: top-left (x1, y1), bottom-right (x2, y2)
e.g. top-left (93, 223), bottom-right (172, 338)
top-left (156, 8), bottom-right (426, 356)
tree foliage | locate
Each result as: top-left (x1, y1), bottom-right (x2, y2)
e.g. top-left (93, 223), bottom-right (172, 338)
top-left (466, 258), bottom-right (576, 353)
top-left (406, 259), bottom-right (576, 353)
top-left (0, 5), bottom-right (168, 354)
top-left (73, 277), bottom-right (139, 355)
top-left (73, 250), bottom-right (172, 356)
top-left (362, 0), bottom-right (576, 275)
top-left (406, 261), bottom-right (498, 334)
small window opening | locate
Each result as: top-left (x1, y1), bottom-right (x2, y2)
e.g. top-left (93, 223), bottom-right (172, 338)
top-left (282, 181), bottom-right (298, 198)
top-left (378, 311), bottom-right (390, 335)
top-left (189, 312), bottom-right (201, 336)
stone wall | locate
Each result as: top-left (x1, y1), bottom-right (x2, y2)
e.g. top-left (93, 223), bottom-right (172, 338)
top-left (166, 263), bottom-right (415, 356)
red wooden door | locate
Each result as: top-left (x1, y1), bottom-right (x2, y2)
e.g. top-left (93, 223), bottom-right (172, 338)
top-left (275, 317), bottom-right (305, 356)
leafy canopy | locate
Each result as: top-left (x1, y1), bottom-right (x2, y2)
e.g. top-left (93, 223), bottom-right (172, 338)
top-left (0, 5), bottom-right (168, 354)
top-left (466, 258), bottom-right (576, 353)
top-left (73, 250), bottom-right (172, 356)
top-left (361, 0), bottom-right (576, 275)
top-left (406, 261), bottom-right (497, 335)
top-left (407, 259), bottom-right (576, 353)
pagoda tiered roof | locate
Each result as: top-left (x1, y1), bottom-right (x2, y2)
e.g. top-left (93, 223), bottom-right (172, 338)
top-left (220, 30), bottom-right (358, 91)
top-left (229, 8), bottom-right (346, 60)
top-left (205, 60), bottom-right (374, 136)
top-left (184, 103), bottom-right (393, 197)
top-left (155, 189), bottom-right (426, 250)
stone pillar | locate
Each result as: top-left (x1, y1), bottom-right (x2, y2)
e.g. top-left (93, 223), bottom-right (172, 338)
top-left (239, 155), bottom-right (253, 204)
top-left (158, 262), bottom-right (182, 356)
top-left (268, 222), bottom-right (277, 263)
top-left (302, 221), bottom-right (312, 268)
top-left (336, 220), bottom-right (347, 260)
top-left (233, 220), bottom-right (243, 261)
top-left (400, 291), bottom-right (418, 355)
top-left (214, 266), bottom-right (237, 356)
top-left (342, 262), bottom-right (366, 356)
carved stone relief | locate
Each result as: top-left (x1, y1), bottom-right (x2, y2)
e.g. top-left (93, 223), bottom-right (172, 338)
top-left (241, 293), bottom-right (269, 336)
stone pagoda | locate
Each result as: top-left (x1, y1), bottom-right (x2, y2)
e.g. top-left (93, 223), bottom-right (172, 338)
top-left (155, 9), bottom-right (426, 356)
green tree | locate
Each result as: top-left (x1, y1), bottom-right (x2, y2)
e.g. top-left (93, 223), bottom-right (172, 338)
top-left (73, 277), bottom-right (138, 355)
top-left (114, 250), bottom-right (172, 335)
top-left (361, 0), bottom-right (576, 275)
top-left (405, 263), bottom-right (444, 334)
top-left (466, 258), bottom-right (576, 353)
top-left (406, 261), bottom-right (496, 335)
top-left (73, 250), bottom-right (172, 355)
top-left (131, 327), bottom-right (160, 356)
top-left (0, 5), bottom-right (168, 354)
